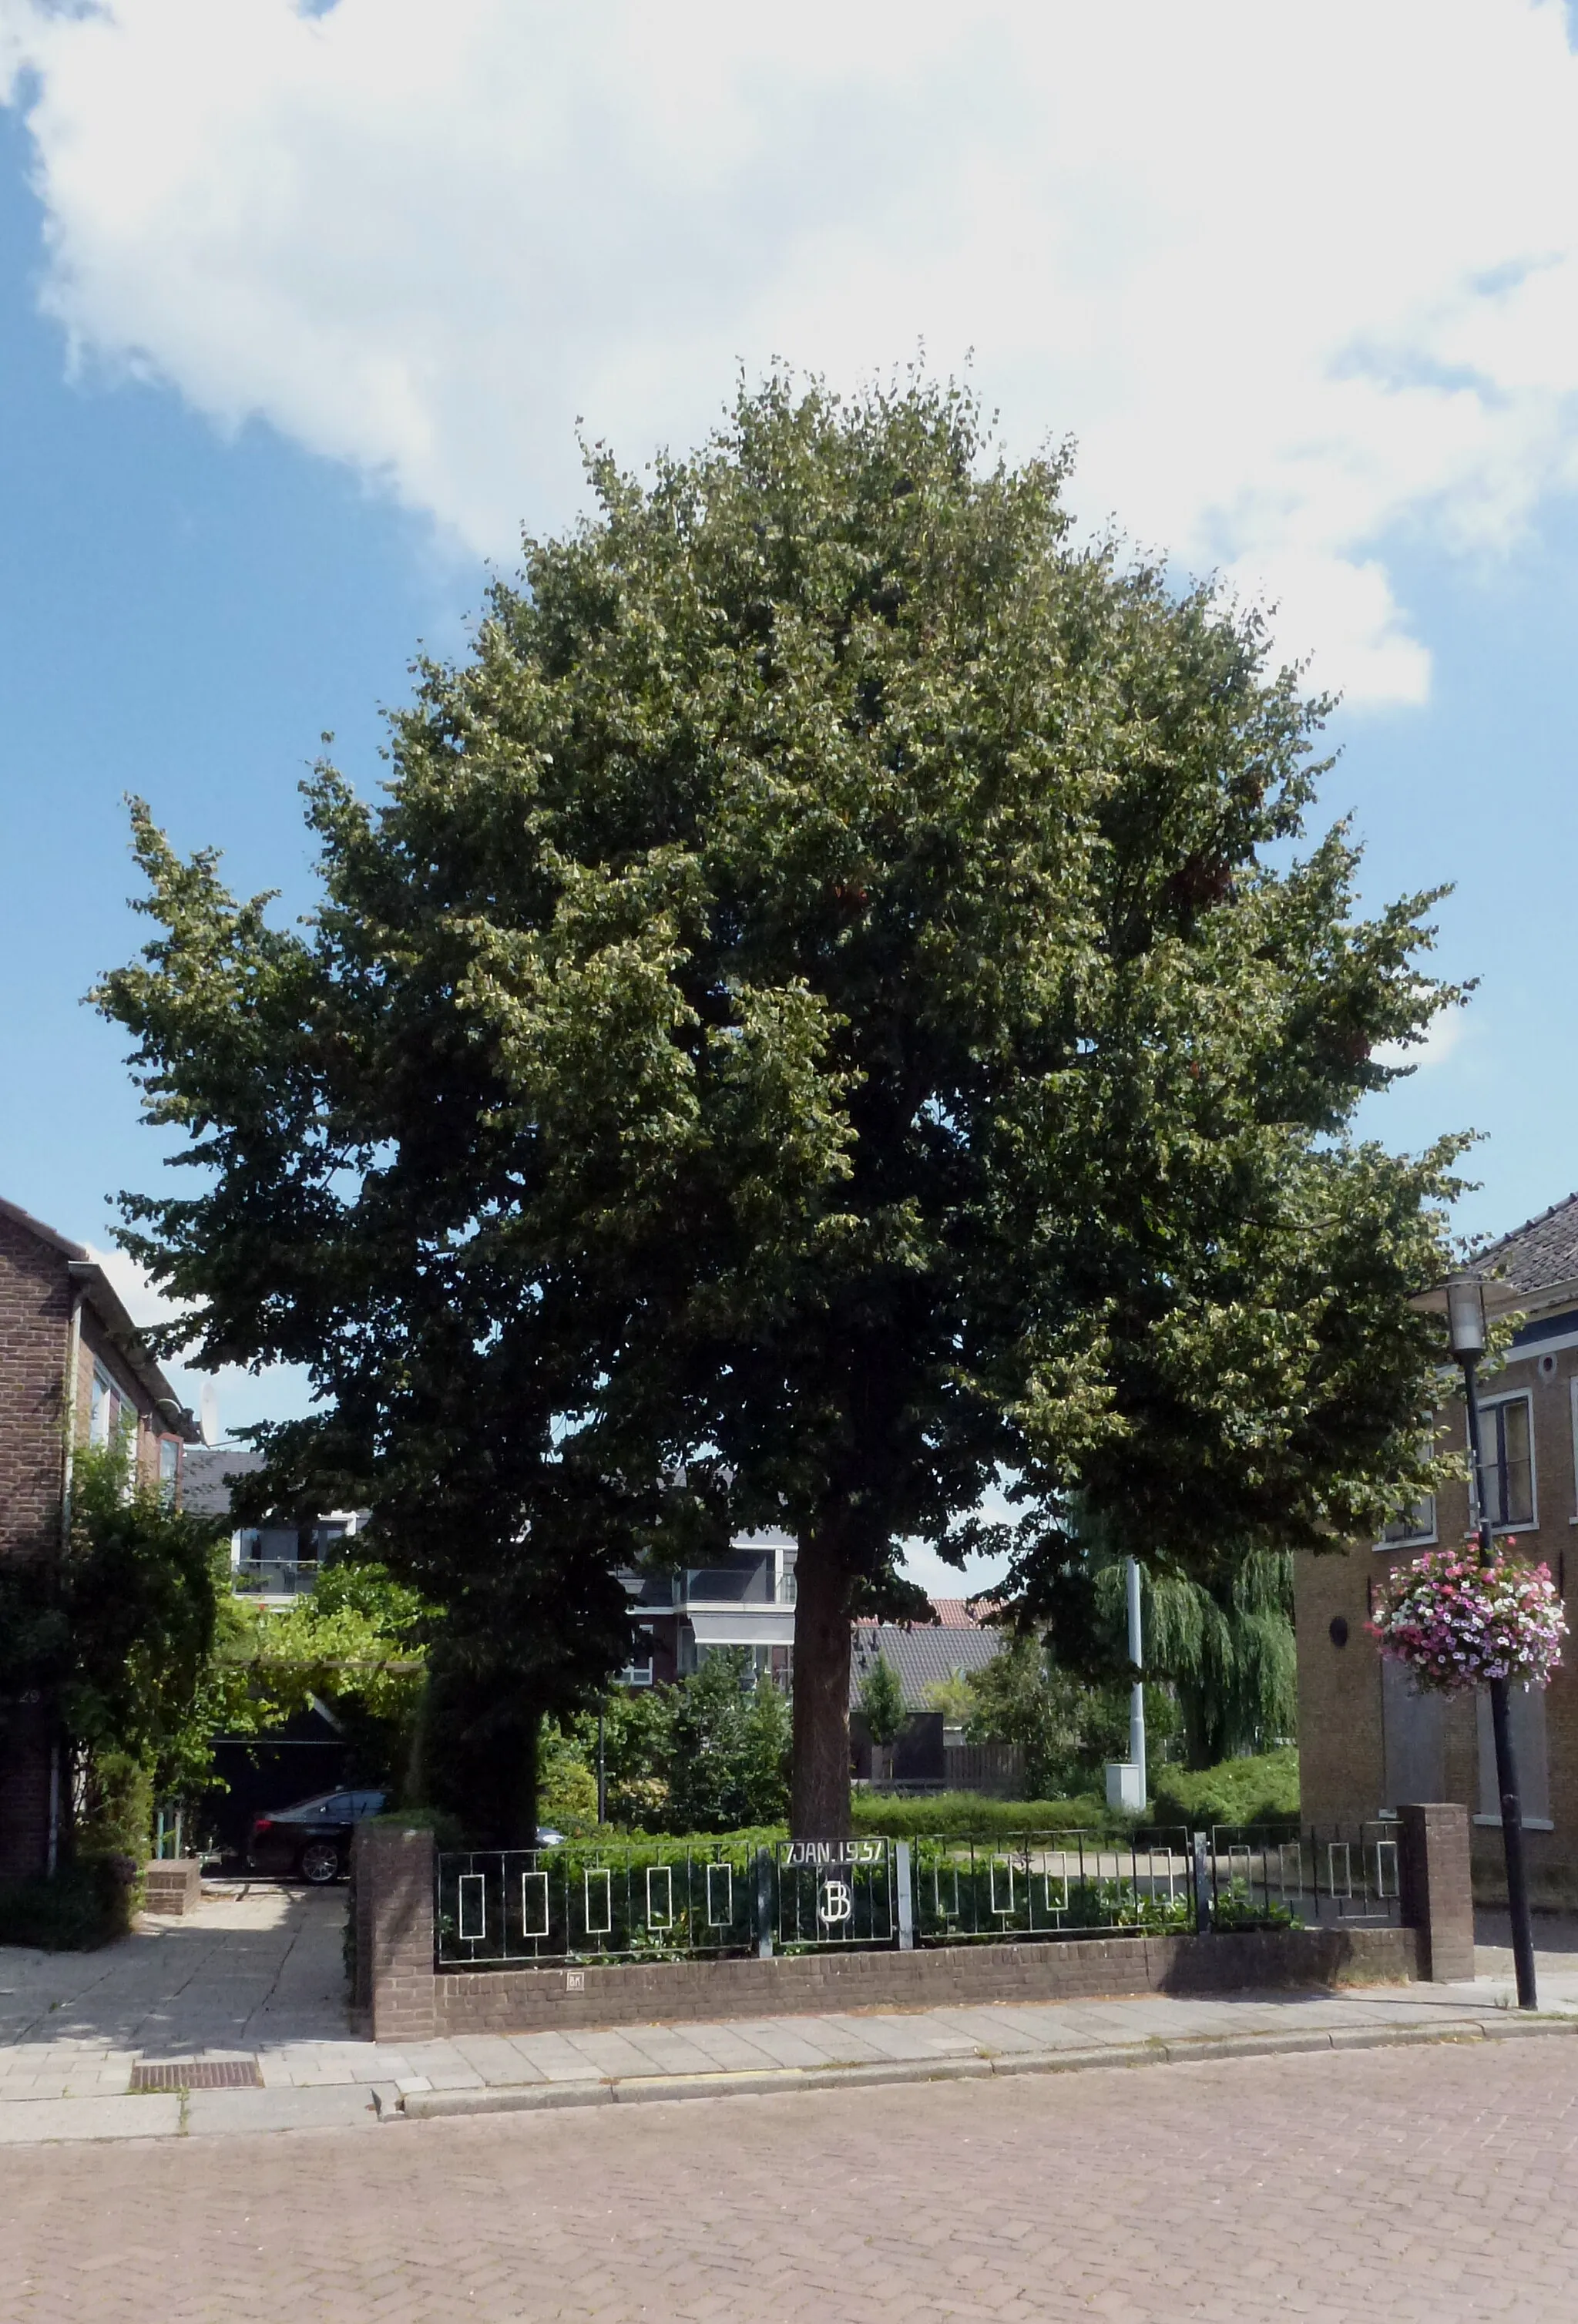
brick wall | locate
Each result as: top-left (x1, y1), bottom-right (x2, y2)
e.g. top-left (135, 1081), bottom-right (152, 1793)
top-left (0, 1216), bottom-right (72, 1879)
top-left (0, 1214), bottom-right (176, 1880)
top-left (428, 1926), bottom-right (1418, 2040)
top-left (75, 1309), bottom-right (166, 1490)
top-left (354, 1824), bottom-right (438, 2042)
top-left (1298, 1342), bottom-right (1578, 1905)
top-left (1398, 1800), bottom-right (1475, 1980)
top-left (0, 1213), bottom-right (72, 1568)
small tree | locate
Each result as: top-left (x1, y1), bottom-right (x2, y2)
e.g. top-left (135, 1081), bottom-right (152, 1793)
top-left (965, 1637), bottom-right (1092, 1798)
top-left (855, 1654), bottom-right (907, 1751)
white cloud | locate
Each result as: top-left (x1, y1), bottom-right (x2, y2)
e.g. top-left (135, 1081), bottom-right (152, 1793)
top-left (5, 0), bottom-right (1578, 704)
top-left (1375, 1011), bottom-right (1468, 1075)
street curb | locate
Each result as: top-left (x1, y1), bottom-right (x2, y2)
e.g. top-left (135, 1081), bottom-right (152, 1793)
top-left (397, 2015), bottom-right (1575, 2120)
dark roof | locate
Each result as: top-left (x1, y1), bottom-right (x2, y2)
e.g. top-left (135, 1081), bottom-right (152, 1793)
top-left (1472, 1194), bottom-right (1578, 1299)
top-left (180, 1445), bottom-right (267, 1517)
top-left (850, 1619), bottom-right (1002, 1710)
top-left (0, 1195), bottom-right (199, 1439)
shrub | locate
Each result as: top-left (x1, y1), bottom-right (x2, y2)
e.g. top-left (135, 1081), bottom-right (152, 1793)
top-left (851, 1789), bottom-right (1113, 1839)
top-left (1210, 1878), bottom-right (1302, 1932)
top-left (1150, 1745), bottom-right (1299, 1830)
top-left (0, 1859), bottom-right (133, 1951)
top-left (539, 1725), bottom-right (599, 1835)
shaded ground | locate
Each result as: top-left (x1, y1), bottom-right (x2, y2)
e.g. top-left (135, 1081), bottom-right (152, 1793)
top-left (0, 1882), bottom-right (347, 2065)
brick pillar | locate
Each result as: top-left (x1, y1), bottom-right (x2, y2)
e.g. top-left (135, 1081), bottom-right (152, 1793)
top-left (1398, 1801), bottom-right (1475, 1982)
top-left (354, 1823), bottom-right (437, 2043)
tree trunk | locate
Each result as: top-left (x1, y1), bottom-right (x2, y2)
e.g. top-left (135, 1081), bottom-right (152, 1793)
top-left (791, 1526), bottom-right (854, 1837)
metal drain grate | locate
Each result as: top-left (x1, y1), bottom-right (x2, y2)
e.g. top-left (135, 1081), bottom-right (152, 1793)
top-left (130, 2057), bottom-right (263, 2092)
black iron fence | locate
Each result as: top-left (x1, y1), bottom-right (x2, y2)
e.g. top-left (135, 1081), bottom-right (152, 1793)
top-left (1206, 1822), bottom-right (1403, 1931)
top-left (434, 1822), bottom-right (1399, 1970)
top-left (909, 1830), bottom-right (1194, 1945)
top-left (436, 1839), bottom-right (762, 1969)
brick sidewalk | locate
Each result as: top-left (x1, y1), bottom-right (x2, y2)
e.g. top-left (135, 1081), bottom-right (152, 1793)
top-left (6, 1882), bottom-right (1578, 2144)
top-left (2, 2039), bottom-right (1576, 2321)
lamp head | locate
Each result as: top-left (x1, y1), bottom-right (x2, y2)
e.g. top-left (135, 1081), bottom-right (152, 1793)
top-left (1444, 1271), bottom-right (1488, 1359)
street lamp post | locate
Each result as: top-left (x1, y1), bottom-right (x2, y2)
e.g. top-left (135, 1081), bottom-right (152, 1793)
top-left (1445, 1271), bottom-right (1538, 2010)
top-left (1126, 1555), bottom-right (1147, 1806)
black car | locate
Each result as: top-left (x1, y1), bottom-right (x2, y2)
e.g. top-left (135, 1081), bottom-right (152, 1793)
top-left (246, 1788), bottom-right (386, 1884)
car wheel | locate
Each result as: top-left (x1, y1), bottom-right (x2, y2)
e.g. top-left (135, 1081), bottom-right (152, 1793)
top-left (298, 1840), bottom-right (342, 1885)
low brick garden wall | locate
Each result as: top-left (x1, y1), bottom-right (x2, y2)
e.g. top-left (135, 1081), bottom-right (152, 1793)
top-left (435, 1925), bottom-right (1419, 2038)
top-left (353, 1819), bottom-right (1449, 2044)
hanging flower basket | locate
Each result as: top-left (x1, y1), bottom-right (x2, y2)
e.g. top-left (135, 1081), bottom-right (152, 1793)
top-left (1369, 1547), bottom-right (1566, 1694)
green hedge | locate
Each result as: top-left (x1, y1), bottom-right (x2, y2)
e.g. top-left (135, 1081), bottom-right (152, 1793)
top-left (0, 1858), bottom-right (138, 1951)
top-left (851, 1791), bottom-right (1115, 1839)
top-left (1149, 1747), bottom-right (1299, 1830)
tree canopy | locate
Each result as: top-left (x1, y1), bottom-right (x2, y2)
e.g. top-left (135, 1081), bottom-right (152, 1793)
top-left (99, 371), bottom-right (1465, 1839)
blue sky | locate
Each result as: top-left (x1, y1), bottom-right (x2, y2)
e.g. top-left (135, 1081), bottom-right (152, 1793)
top-left (2, 3), bottom-right (1576, 1590)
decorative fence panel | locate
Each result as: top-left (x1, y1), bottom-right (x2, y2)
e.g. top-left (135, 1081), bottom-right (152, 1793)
top-left (1207, 1823), bottom-right (1403, 1931)
top-left (910, 1830), bottom-right (1194, 1945)
top-left (436, 1829), bottom-right (1198, 1970)
top-left (774, 1839), bottom-right (895, 1950)
top-left (435, 1824), bottom-right (1410, 1970)
top-left (436, 1840), bottom-right (760, 1970)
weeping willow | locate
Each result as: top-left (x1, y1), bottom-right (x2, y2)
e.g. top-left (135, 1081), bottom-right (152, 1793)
top-left (1093, 1552), bottom-right (1297, 1768)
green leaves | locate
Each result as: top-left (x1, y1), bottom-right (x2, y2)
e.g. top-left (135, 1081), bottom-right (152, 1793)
top-left (96, 367), bottom-right (1466, 1834)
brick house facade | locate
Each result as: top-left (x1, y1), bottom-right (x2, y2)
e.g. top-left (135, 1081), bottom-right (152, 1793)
top-left (0, 1196), bottom-right (199, 1879)
top-left (1296, 1196), bottom-right (1578, 1906)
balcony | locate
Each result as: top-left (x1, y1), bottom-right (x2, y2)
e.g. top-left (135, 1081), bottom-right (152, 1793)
top-left (682, 1567), bottom-right (797, 1607)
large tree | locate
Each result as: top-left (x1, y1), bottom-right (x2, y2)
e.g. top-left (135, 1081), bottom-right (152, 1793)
top-left (99, 373), bottom-right (1463, 1838)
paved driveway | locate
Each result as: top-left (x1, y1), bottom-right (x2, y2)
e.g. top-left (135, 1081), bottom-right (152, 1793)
top-left (0, 1882), bottom-right (347, 2078)
top-left (2, 2037), bottom-right (1575, 2321)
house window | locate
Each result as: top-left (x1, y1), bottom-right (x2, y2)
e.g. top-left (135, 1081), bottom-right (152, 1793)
top-left (158, 1439), bottom-right (180, 1505)
top-left (1379, 1493), bottom-right (1437, 1549)
top-left (619, 1630), bottom-right (656, 1688)
top-left (1472, 1394), bottom-right (1535, 1530)
top-left (89, 1365), bottom-right (115, 1446)
top-left (1381, 1655), bottom-right (1445, 1809)
top-left (1476, 1685), bottom-right (1552, 1828)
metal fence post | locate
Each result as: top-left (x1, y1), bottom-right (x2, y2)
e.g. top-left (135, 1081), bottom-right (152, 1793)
top-left (895, 1840), bottom-right (914, 1951)
top-left (1192, 1829), bottom-right (1212, 1933)
top-left (756, 1846), bottom-right (774, 1959)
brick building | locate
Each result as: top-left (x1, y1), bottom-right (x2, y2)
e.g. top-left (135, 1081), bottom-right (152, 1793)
top-left (1296, 1195), bottom-right (1578, 1905)
top-left (0, 1196), bottom-right (199, 1879)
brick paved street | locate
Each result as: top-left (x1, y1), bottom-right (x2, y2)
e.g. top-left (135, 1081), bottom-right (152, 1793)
top-left (2, 2037), bottom-right (1576, 2322)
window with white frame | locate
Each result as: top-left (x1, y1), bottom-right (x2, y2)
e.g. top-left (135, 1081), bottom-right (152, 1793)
top-left (1376, 1436), bottom-right (1439, 1548)
top-left (1471, 1392), bottom-right (1535, 1530)
top-left (1477, 1684), bottom-right (1551, 1827)
top-left (1379, 1492), bottom-right (1437, 1548)
top-left (619, 1627), bottom-right (656, 1686)
top-left (89, 1365), bottom-right (116, 1446)
top-left (157, 1439), bottom-right (180, 1504)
